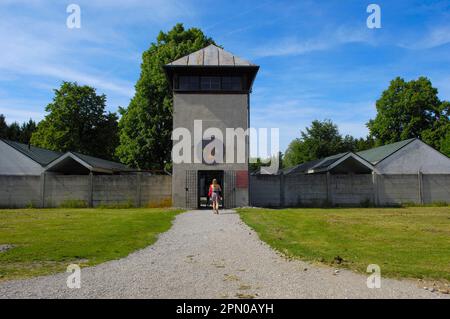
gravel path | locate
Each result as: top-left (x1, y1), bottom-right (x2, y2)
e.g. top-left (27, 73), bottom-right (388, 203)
top-left (0, 209), bottom-right (447, 299)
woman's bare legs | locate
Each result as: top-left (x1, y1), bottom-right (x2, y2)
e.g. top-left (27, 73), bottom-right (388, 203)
top-left (212, 199), bottom-right (219, 214)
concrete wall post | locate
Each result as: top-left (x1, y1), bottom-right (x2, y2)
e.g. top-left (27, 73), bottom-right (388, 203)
top-left (136, 172), bottom-right (142, 207)
top-left (40, 172), bottom-right (46, 208)
top-left (279, 172), bottom-right (285, 207)
top-left (372, 172), bottom-right (379, 206)
top-left (418, 171), bottom-right (423, 204)
top-left (326, 171), bottom-right (332, 205)
top-left (88, 172), bottom-right (94, 207)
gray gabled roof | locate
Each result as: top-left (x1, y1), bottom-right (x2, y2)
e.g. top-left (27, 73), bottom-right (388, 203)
top-left (307, 152), bottom-right (375, 174)
top-left (71, 152), bottom-right (132, 172)
top-left (1, 138), bottom-right (62, 166)
top-left (44, 151), bottom-right (132, 174)
top-left (279, 158), bottom-right (322, 175)
top-left (1, 138), bottom-right (131, 174)
top-left (356, 138), bottom-right (416, 164)
top-left (311, 152), bottom-right (349, 171)
top-left (166, 44), bottom-right (256, 67)
top-left (280, 138), bottom-right (419, 175)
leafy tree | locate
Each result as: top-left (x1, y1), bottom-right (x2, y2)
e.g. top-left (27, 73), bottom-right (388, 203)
top-left (284, 120), bottom-right (344, 167)
top-left (18, 119), bottom-right (37, 144)
top-left (116, 23), bottom-right (215, 170)
top-left (421, 101), bottom-right (450, 156)
top-left (249, 157), bottom-right (265, 173)
top-left (441, 130), bottom-right (450, 157)
top-left (355, 136), bottom-right (375, 152)
top-left (0, 114), bottom-right (7, 138)
top-left (341, 135), bottom-right (358, 152)
top-left (367, 77), bottom-right (449, 151)
top-left (283, 120), bottom-right (374, 168)
top-left (6, 122), bottom-right (21, 141)
top-left (0, 115), bottom-right (37, 143)
top-left (249, 152), bottom-right (284, 173)
top-left (31, 82), bottom-right (119, 160)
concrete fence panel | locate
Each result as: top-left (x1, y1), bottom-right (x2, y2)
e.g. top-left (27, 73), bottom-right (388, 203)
top-left (422, 174), bottom-right (450, 204)
top-left (331, 174), bottom-right (374, 206)
top-left (0, 175), bottom-right (41, 208)
top-left (378, 174), bottom-right (420, 205)
top-left (93, 175), bottom-right (139, 207)
top-left (250, 174), bottom-right (281, 207)
top-left (284, 174), bottom-right (327, 206)
top-left (140, 175), bottom-right (172, 206)
top-left (44, 175), bottom-right (90, 207)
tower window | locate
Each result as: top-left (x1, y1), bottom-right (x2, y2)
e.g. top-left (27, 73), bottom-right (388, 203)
top-left (179, 76), bottom-right (199, 90)
top-left (176, 75), bottom-right (244, 91)
top-left (222, 76), bottom-right (242, 90)
top-left (200, 76), bottom-right (221, 90)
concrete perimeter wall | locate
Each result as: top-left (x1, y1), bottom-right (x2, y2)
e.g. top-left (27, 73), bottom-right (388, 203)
top-left (3, 173), bottom-right (448, 208)
top-left (251, 173), bottom-right (450, 207)
top-left (0, 174), bottom-right (172, 208)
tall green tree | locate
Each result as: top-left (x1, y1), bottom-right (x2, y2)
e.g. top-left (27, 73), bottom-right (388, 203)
top-left (0, 114), bottom-right (7, 138)
top-left (284, 120), bottom-right (342, 168)
top-left (367, 77), bottom-right (449, 152)
top-left (18, 119), bottom-right (37, 144)
top-left (116, 23), bottom-right (215, 170)
top-left (283, 120), bottom-right (373, 168)
top-left (6, 122), bottom-right (21, 141)
top-left (31, 82), bottom-right (119, 160)
top-left (441, 131), bottom-right (450, 156)
top-left (0, 115), bottom-right (37, 143)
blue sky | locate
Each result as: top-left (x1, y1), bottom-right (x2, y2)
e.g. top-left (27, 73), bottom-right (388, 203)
top-left (1, 0), bottom-right (450, 152)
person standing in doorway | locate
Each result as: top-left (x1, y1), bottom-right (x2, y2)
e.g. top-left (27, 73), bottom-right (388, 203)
top-left (208, 179), bottom-right (222, 214)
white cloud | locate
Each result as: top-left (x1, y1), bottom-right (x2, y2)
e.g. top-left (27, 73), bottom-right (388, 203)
top-left (337, 122), bottom-right (370, 138)
top-left (33, 65), bottom-right (135, 97)
top-left (252, 25), bottom-right (374, 58)
top-left (250, 96), bottom-right (376, 151)
top-left (0, 104), bottom-right (46, 124)
top-left (0, 0), bottom-right (203, 123)
top-left (0, 6), bottom-right (136, 100)
top-left (398, 25), bottom-right (450, 50)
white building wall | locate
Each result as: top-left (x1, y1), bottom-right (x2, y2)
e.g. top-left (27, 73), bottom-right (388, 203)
top-left (0, 140), bottom-right (43, 175)
top-left (376, 139), bottom-right (450, 174)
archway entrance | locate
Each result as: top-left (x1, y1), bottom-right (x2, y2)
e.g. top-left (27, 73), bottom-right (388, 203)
top-left (198, 170), bottom-right (224, 209)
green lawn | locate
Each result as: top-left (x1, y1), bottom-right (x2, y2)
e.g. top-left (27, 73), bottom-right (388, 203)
top-left (238, 207), bottom-right (450, 281)
top-left (0, 208), bottom-right (182, 281)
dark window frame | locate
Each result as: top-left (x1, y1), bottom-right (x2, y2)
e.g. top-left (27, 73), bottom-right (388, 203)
top-left (175, 75), bottom-right (244, 92)
top-left (200, 76), bottom-right (221, 90)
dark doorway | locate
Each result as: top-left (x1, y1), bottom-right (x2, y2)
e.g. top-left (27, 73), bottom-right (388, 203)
top-left (198, 170), bottom-right (224, 209)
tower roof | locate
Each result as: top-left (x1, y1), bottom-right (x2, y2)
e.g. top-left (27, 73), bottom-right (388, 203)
top-left (166, 44), bottom-right (256, 67)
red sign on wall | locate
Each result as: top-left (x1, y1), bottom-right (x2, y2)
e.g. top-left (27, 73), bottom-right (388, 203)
top-left (236, 171), bottom-right (249, 188)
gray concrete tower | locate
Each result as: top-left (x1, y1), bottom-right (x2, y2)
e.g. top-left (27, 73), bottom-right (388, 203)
top-left (164, 44), bottom-right (259, 208)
